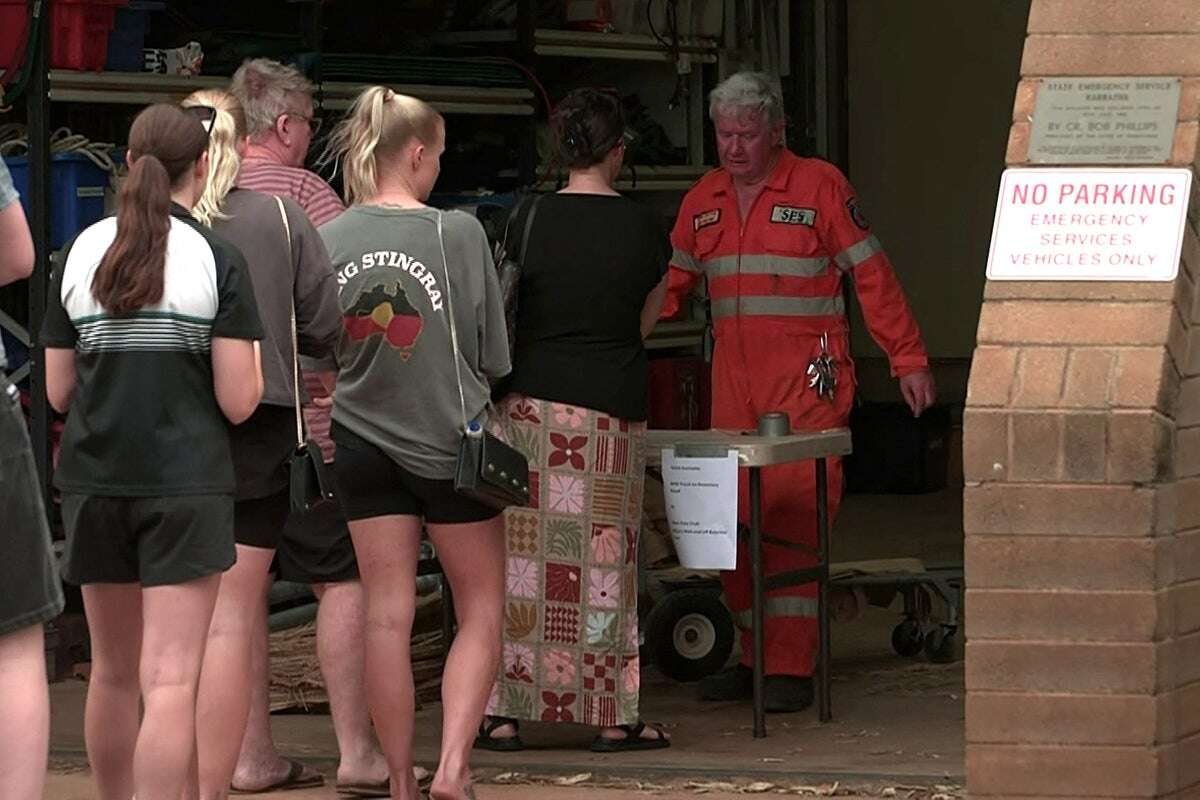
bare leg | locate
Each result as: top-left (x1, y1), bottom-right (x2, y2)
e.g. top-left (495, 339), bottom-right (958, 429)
top-left (196, 545), bottom-right (276, 799)
top-left (0, 624), bottom-right (51, 800)
top-left (349, 515), bottom-right (423, 800)
top-left (135, 575), bottom-right (220, 800)
top-left (312, 580), bottom-right (388, 787)
top-left (427, 516), bottom-right (505, 800)
top-left (82, 584), bottom-right (143, 800)
top-left (229, 583), bottom-right (321, 792)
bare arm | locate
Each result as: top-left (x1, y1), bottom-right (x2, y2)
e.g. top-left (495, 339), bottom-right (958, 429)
top-left (212, 338), bottom-right (263, 424)
top-left (45, 348), bottom-right (77, 412)
top-left (640, 274), bottom-right (669, 339)
top-left (0, 199), bottom-right (35, 287)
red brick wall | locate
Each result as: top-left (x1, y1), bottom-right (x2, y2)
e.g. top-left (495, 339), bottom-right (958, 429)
top-left (964, 1), bottom-right (1200, 797)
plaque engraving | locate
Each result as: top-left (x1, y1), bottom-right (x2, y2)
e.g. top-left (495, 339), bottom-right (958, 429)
top-left (1028, 77), bottom-right (1181, 164)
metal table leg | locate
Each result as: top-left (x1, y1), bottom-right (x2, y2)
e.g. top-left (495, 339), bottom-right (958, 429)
top-left (815, 458), bottom-right (831, 722)
top-left (749, 466), bottom-right (766, 738)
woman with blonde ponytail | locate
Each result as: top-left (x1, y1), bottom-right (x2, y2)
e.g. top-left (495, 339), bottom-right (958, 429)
top-left (181, 88), bottom-right (341, 799)
top-left (318, 86), bottom-right (510, 800)
top-left (39, 103), bottom-right (266, 800)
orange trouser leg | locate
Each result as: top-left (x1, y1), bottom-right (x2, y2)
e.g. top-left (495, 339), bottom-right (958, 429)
top-left (710, 331), bottom-right (851, 678)
top-left (718, 458), bottom-right (843, 676)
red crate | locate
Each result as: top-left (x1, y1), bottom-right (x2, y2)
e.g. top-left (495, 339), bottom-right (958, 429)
top-left (0, 1), bottom-right (32, 73)
top-left (51, 0), bottom-right (129, 71)
top-left (0, 0), bottom-right (129, 73)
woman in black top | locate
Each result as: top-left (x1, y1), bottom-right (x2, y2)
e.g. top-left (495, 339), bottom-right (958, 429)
top-left (479, 88), bottom-right (671, 752)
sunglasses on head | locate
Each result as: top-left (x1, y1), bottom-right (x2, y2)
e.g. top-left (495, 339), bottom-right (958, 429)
top-left (183, 104), bottom-right (218, 139)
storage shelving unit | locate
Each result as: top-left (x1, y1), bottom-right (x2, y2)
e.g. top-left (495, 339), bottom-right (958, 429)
top-left (440, 26), bottom-right (718, 175)
top-left (49, 70), bottom-right (536, 116)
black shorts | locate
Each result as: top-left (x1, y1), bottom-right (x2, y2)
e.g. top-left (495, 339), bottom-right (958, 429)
top-left (276, 487), bottom-right (359, 584)
top-left (230, 403), bottom-right (295, 502)
top-left (234, 488), bottom-right (291, 549)
top-left (331, 422), bottom-right (500, 525)
top-left (234, 481), bottom-right (360, 583)
top-left (0, 378), bottom-right (65, 636)
top-left (61, 494), bottom-right (235, 588)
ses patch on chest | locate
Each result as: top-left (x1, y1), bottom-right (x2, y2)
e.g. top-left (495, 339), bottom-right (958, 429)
top-left (769, 205), bottom-right (817, 226)
top-left (693, 208), bottom-right (721, 231)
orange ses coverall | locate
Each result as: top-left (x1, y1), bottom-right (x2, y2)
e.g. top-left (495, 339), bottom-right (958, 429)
top-left (664, 150), bottom-right (930, 677)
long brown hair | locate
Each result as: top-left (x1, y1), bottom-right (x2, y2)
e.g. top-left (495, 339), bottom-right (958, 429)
top-left (92, 104), bottom-right (208, 316)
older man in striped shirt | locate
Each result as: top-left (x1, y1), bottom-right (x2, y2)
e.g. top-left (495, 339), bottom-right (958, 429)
top-left (228, 58), bottom-right (391, 797)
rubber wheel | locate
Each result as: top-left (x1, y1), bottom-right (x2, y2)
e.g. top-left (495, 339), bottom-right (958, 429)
top-left (644, 588), bottom-right (735, 683)
top-left (924, 627), bottom-right (957, 664)
top-left (891, 619), bottom-right (924, 658)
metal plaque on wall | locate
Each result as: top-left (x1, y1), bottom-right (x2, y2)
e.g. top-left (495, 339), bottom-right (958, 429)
top-left (1028, 77), bottom-right (1181, 164)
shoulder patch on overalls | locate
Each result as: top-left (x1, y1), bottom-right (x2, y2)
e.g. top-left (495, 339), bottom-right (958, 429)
top-left (770, 205), bottom-right (817, 226)
top-left (846, 197), bottom-right (870, 230)
top-left (693, 209), bottom-right (721, 231)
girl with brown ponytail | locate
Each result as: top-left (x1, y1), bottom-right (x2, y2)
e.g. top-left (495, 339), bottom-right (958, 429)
top-left (40, 103), bottom-right (266, 800)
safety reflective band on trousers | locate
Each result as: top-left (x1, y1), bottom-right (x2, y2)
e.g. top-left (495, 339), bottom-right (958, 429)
top-left (733, 595), bottom-right (820, 628)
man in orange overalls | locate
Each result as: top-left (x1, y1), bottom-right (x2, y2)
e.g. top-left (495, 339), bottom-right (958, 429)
top-left (664, 72), bottom-right (936, 712)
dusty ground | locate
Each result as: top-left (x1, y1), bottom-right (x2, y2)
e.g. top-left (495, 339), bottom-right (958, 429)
top-left (45, 761), bottom-right (957, 799)
top-left (47, 491), bottom-right (965, 800)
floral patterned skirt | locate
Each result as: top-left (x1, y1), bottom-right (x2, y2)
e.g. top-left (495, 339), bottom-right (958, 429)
top-left (487, 394), bottom-right (646, 727)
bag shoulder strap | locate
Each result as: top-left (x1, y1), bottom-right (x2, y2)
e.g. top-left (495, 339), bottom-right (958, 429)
top-left (273, 196), bottom-right (303, 448)
top-left (517, 194), bottom-right (543, 263)
top-left (434, 212), bottom-right (471, 434)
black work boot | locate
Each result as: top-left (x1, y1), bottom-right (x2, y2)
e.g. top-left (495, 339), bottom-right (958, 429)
top-left (764, 675), bottom-right (814, 713)
top-left (698, 663), bottom-right (753, 701)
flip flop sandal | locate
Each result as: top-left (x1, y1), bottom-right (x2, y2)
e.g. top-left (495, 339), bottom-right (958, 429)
top-left (230, 758), bottom-right (324, 794)
top-left (474, 715), bottom-right (524, 751)
top-left (590, 721), bottom-right (671, 753)
top-left (338, 768), bottom-right (433, 798)
top-left (337, 779), bottom-right (390, 798)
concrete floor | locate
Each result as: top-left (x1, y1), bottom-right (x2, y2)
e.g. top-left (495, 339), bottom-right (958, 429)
top-left (48, 490), bottom-right (965, 797)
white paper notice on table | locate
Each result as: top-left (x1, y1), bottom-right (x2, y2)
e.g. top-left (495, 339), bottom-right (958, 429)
top-left (661, 447), bottom-right (739, 570)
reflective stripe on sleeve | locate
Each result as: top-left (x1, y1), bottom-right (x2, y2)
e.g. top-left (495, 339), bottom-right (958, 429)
top-left (833, 234), bottom-right (883, 271)
top-left (672, 247), bottom-right (703, 273)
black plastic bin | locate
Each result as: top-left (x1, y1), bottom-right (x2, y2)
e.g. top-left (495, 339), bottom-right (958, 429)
top-left (842, 402), bottom-right (952, 494)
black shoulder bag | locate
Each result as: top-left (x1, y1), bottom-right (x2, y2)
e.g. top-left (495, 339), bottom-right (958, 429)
top-left (275, 197), bottom-right (336, 513)
top-left (436, 211), bottom-right (531, 510)
top-left (493, 194), bottom-right (543, 361)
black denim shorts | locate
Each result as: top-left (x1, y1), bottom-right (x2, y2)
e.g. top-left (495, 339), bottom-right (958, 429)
top-left (0, 376), bottom-right (64, 635)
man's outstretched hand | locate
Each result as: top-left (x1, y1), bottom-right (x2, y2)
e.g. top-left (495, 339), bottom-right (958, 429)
top-left (899, 369), bottom-right (937, 417)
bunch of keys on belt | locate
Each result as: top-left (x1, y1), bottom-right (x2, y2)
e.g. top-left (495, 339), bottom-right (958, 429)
top-left (806, 332), bottom-right (837, 401)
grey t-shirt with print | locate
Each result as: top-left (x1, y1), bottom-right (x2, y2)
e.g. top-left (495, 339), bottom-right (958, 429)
top-left (0, 160), bottom-right (19, 369)
top-left (319, 206), bottom-right (511, 479)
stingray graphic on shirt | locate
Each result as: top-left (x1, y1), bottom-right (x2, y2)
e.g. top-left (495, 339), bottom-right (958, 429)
top-left (343, 279), bottom-right (424, 360)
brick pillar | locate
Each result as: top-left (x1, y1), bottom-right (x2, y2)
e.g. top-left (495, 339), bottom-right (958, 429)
top-left (964, 2), bottom-right (1200, 798)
